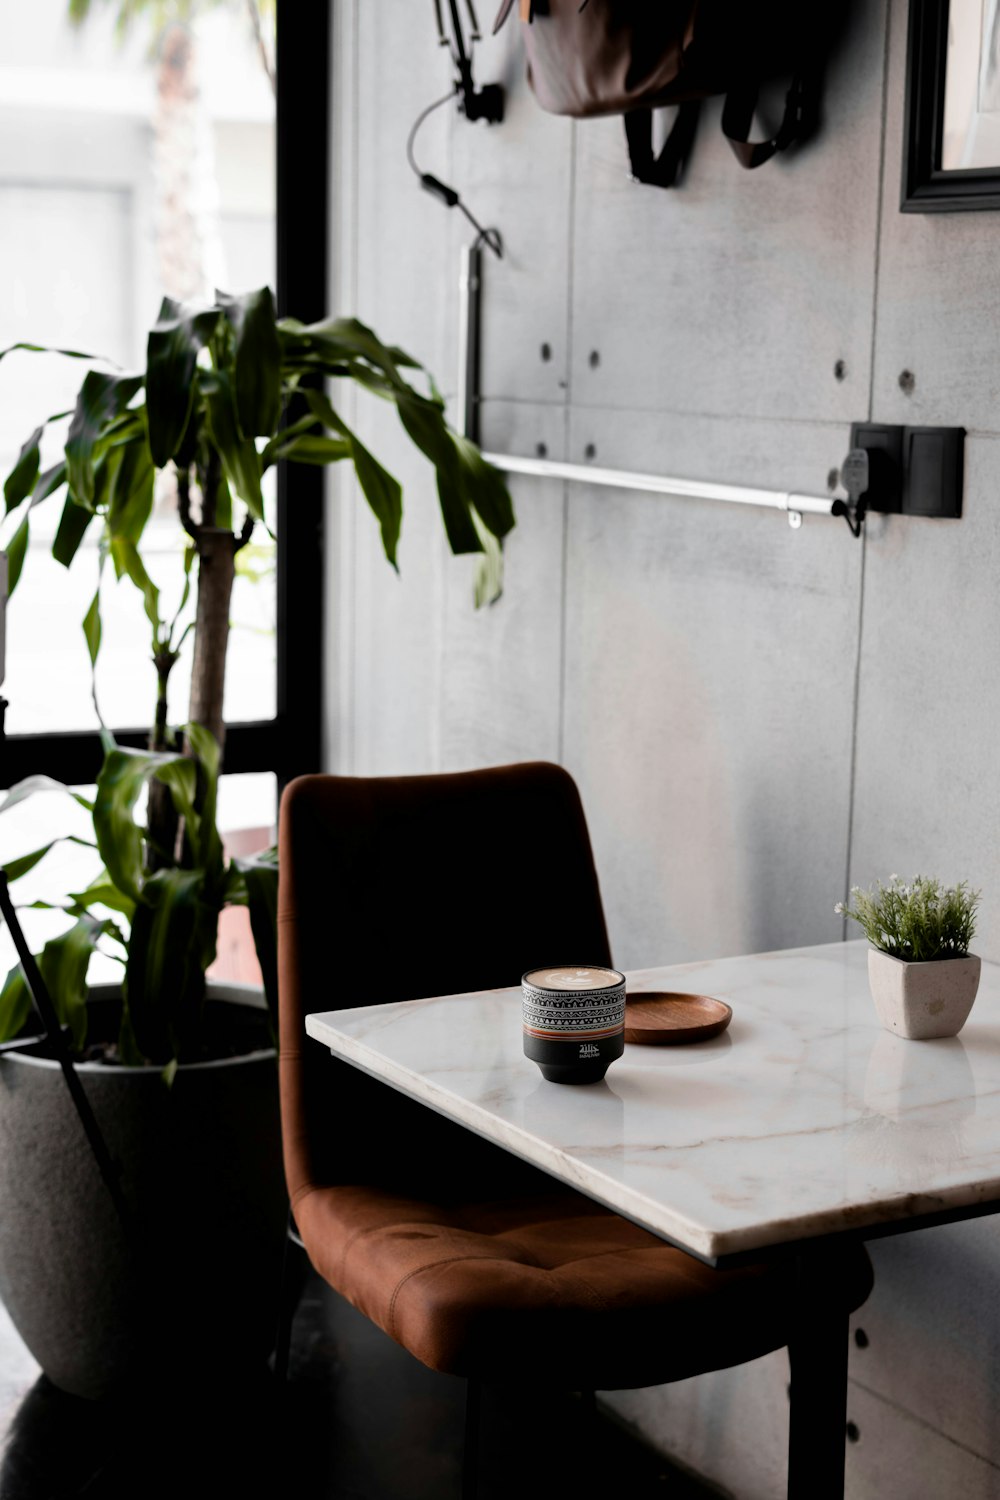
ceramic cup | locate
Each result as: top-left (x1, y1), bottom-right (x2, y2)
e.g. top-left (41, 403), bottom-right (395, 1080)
top-left (522, 965), bottom-right (626, 1084)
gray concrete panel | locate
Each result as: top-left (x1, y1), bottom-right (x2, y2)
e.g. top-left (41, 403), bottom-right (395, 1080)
top-left (354, 0), bottom-right (458, 386)
top-left (857, 1221), bottom-right (1000, 1471)
top-left (449, 27), bottom-right (575, 406)
top-left (849, 437), bottom-right (1000, 961)
top-left (567, 1), bottom-right (886, 423)
top-left (561, 408), bottom-right (861, 970)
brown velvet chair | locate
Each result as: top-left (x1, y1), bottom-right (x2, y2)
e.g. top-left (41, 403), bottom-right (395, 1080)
top-left (276, 763), bottom-right (872, 1490)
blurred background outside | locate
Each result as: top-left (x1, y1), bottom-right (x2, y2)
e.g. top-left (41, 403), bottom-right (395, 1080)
top-left (0, 0), bottom-right (278, 984)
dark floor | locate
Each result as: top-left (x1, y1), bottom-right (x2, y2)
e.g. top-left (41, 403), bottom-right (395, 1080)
top-left (0, 1268), bottom-right (721, 1500)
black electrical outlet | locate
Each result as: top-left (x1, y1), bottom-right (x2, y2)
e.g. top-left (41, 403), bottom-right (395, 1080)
top-left (849, 423), bottom-right (904, 513)
top-left (903, 427), bottom-right (965, 518)
top-left (848, 422), bottom-right (965, 519)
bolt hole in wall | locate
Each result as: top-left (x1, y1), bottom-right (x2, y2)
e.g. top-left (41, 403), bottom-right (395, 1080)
top-left (898, 368), bottom-right (916, 394)
top-left (834, 359), bottom-right (848, 381)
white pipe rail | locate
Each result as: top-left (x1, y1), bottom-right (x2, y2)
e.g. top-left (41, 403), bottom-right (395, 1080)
top-left (459, 244), bottom-right (838, 528)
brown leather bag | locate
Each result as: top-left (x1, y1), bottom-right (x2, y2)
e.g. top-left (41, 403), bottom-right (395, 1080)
top-left (493, 0), bottom-right (826, 189)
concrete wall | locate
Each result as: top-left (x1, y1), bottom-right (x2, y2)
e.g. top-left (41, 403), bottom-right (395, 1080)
top-left (328, 1), bottom-right (1000, 1493)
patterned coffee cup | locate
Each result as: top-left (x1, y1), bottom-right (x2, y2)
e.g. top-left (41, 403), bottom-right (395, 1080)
top-left (522, 965), bottom-right (626, 1084)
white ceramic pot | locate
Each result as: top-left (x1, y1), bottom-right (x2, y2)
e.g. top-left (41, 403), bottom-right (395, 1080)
top-left (867, 947), bottom-right (982, 1040)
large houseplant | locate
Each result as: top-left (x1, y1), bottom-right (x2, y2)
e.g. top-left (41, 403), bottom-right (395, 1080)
top-left (0, 286), bottom-right (513, 1062)
top-left (0, 286), bottom-right (513, 1394)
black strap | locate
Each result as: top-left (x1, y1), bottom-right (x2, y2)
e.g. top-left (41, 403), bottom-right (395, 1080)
top-left (624, 102), bottom-right (702, 189)
top-left (722, 71), bottom-right (813, 170)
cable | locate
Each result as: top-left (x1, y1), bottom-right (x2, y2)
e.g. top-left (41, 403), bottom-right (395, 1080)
top-left (406, 86), bottom-right (503, 258)
top-left (406, 87), bottom-right (459, 180)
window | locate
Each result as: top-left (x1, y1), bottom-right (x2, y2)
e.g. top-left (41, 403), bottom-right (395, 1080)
top-left (0, 2), bottom-right (327, 986)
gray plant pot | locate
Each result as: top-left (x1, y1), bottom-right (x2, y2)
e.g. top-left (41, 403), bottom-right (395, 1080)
top-left (0, 983), bottom-right (287, 1399)
top-left (867, 947), bottom-right (982, 1040)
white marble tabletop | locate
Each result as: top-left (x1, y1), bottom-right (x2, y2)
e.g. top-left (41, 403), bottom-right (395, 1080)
top-left (304, 941), bottom-right (1000, 1262)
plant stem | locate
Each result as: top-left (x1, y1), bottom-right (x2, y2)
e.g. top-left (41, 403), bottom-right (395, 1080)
top-left (187, 528), bottom-right (235, 754)
top-left (146, 652), bottom-right (179, 872)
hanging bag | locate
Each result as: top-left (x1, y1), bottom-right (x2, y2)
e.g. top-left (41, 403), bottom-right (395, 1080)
top-left (492, 0), bottom-right (825, 189)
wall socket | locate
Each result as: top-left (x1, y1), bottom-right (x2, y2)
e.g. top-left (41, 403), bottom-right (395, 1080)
top-left (849, 423), bottom-right (965, 519)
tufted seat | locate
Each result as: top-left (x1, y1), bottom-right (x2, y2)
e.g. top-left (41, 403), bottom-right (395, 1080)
top-left (294, 1178), bottom-right (873, 1390)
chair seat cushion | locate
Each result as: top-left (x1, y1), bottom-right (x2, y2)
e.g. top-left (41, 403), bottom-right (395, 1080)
top-left (295, 1181), bottom-right (873, 1390)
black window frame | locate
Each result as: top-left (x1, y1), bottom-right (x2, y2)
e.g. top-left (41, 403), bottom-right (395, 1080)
top-left (0, 0), bottom-right (327, 793)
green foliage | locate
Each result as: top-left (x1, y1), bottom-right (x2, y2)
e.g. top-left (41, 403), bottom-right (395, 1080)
top-left (2, 286), bottom-right (512, 603)
top-left (0, 729), bottom-right (275, 1067)
top-left (836, 875), bottom-right (980, 961)
top-left (0, 284), bottom-right (511, 1068)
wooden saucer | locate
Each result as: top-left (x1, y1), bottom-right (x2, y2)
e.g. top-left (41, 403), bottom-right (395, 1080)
top-left (624, 991), bottom-right (733, 1046)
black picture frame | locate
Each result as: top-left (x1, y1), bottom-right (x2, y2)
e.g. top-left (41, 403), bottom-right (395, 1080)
top-left (902, 0), bottom-right (1000, 211)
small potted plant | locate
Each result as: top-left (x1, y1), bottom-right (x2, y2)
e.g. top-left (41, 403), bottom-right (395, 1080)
top-left (837, 875), bottom-right (982, 1040)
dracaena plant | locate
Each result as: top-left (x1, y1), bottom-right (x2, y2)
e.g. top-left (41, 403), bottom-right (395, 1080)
top-left (0, 287), bottom-right (514, 1067)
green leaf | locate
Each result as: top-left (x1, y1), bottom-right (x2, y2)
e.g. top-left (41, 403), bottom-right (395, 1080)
top-left (53, 494), bottom-right (96, 568)
top-left (450, 433), bottom-right (516, 541)
top-left (271, 434), bottom-right (350, 465)
top-left (305, 391), bottom-right (402, 566)
top-left (153, 757), bottom-right (200, 856)
top-left (471, 512), bottom-right (505, 608)
top-left (93, 745), bottom-right (189, 903)
top-left (125, 868), bottom-right (211, 1063)
top-left (0, 339), bottom-right (100, 366)
top-left (3, 834), bottom-right (97, 884)
top-left (0, 776), bottom-right (93, 815)
top-left (167, 545), bottom-right (196, 645)
top-left (259, 413), bottom-right (323, 470)
top-left (219, 287), bottom-right (282, 438)
top-left (200, 368), bottom-right (263, 519)
top-left (184, 723), bottom-right (222, 879)
top-left (32, 461), bottom-right (69, 507)
top-left (37, 915), bottom-right (108, 1051)
top-left (65, 369), bottom-right (143, 507)
top-left (67, 877), bottom-right (136, 923)
top-left (277, 316), bottom-right (411, 391)
top-left (235, 849), bottom-right (279, 1024)
top-left (106, 439), bottom-right (154, 544)
top-left (82, 588), bottom-right (102, 667)
top-left (111, 537), bottom-right (160, 633)
top-left (145, 298), bottom-right (221, 467)
top-left (395, 394), bottom-right (481, 554)
top-left (4, 427), bottom-right (42, 513)
top-left (5, 511), bottom-right (30, 594)
top-left (0, 964), bottom-right (31, 1044)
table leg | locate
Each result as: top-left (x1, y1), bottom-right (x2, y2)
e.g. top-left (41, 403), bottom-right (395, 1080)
top-left (786, 1252), bottom-right (850, 1500)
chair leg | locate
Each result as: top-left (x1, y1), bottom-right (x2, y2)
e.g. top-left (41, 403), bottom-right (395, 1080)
top-left (273, 1211), bottom-right (307, 1383)
top-left (786, 1253), bottom-right (850, 1500)
top-left (462, 1378), bottom-right (482, 1500)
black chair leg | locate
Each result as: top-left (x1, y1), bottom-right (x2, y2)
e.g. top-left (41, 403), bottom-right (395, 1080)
top-left (786, 1253), bottom-right (850, 1500)
top-left (273, 1212), bottom-right (307, 1383)
top-left (462, 1378), bottom-right (482, 1500)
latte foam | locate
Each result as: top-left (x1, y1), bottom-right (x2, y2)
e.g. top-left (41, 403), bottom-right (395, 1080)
top-left (523, 965), bottom-right (624, 992)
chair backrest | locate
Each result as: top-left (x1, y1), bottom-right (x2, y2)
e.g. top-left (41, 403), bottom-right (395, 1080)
top-left (277, 762), bottom-right (611, 1203)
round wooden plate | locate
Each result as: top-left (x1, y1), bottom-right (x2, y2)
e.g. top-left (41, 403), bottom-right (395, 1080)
top-left (624, 991), bottom-right (733, 1045)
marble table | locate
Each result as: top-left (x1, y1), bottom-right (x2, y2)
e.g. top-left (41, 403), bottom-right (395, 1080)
top-left (305, 939), bottom-right (1000, 1265)
top-left (305, 939), bottom-right (1000, 1499)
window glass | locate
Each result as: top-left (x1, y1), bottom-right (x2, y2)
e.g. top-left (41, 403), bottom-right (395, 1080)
top-left (0, 0), bottom-right (276, 736)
